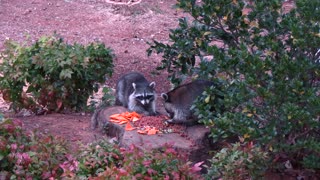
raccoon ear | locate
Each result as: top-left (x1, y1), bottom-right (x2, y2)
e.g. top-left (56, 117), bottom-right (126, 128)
top-left (132, 83), bottom-right (137, 90)
top-left (149, 82), bottom-right (156, 89)
top-left (161, 93), bottom-right (168, 101)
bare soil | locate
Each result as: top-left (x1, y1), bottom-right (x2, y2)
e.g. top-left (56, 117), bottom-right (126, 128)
top-left (0, 0), bottom-right (181, 148)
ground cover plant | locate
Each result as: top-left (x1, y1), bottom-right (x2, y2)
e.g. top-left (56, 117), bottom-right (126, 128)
top-left (205, 141), bottom-right (269, 179)
top-left (77, 138), bottom-right (203, 179)
top-left (0, 118), bottom-right (203, 179)
top-left (0, 118), bottom-right (78, 179)
top-left (148, 0), bottom-right (320, 177)
top-left (0, 33), bottom-right (114, 113)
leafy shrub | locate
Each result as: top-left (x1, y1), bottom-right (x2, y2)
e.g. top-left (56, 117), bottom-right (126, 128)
top-left (205, 142), bottom-right (269, 180)
top-left (148, 0), bottom-right (320, 173)
top-left (0, 118), bottom-right (78, 179)
top-left (76, 138), bottom-right (122, 178)
top-left (117, 145), bottom-right (203, 179)
top-left (99, 87), bottom-right (115, 107)
top-left (88, 86), bottom-right (115, 112)
top-left (77, 139), bottom-right (203, 179)
top-left (0, 33), bottom-right (114, 112)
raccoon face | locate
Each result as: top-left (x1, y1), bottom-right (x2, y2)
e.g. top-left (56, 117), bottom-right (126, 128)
top-left (160, 80), bottom-right (215, 125)
top-left (132, 82), bottom-right (156, 106)
top-left (115, 72), bottom-right (158, 116)
top-left (134, 93), bottom-right (155, 106)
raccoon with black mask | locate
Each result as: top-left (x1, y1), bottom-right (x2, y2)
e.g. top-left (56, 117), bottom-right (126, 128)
top-left (115, 72), bottom-right (157, 116)
top-left (161, 80), bottom-right (215, 125)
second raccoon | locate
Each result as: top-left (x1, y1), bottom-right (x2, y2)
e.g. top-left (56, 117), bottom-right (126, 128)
top-left (161, 80), bottom-right (214, 125)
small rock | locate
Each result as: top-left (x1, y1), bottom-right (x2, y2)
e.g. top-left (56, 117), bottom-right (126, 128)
top-left (23, 9), bottom-right (32, 15)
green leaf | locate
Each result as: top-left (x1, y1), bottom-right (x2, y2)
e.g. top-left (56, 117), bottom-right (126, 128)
top-left (59, 69), bottom-right (73, 79)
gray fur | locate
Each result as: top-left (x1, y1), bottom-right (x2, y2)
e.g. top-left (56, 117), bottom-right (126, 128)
top-left (115, 72), bottom-right (157, 116)
top-left (161, 80), bottom-right (214, 125)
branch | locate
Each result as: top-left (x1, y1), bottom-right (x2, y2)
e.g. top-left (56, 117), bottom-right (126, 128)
top-left (105, 0), bottom-right (142, 6)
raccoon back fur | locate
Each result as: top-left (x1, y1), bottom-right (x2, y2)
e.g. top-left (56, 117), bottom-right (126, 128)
top-left (161, 80), bottom-right (214, 125)
top-left (115, 72), bottom-right (157, 116)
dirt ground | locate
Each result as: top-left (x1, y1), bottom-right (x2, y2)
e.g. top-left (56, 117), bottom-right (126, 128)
top-left (0, 0), bottom-right (183, 148)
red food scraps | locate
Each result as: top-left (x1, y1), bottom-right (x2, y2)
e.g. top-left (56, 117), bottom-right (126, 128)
top-left (109, 112), bottom-right (186, 135)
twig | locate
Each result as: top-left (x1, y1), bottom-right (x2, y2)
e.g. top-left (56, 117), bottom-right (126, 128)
top-left (105, 0), bottom-right (142, 6)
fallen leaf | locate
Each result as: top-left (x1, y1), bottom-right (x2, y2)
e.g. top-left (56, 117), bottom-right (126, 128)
top-left (205, 96), bottom-right (210, 103)
top-left (243, 133), bottom-right (250, 139)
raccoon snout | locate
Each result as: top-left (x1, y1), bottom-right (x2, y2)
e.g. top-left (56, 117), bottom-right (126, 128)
top-left (140, 99), bottom-right (151, 105)
top-left (141, 100), bottom-right (146, 105)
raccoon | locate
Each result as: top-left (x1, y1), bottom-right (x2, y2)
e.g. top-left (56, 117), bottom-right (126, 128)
top-left (161, 80), bottom-right (214, 125)
top-left (115, 72), bottom-right (157, 116)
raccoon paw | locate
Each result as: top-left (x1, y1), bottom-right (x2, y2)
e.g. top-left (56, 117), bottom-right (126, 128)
top-left (165, 119), bottom-right (174, 125)
top-left (142, 111), bottom-right (157, 116)
top-left (149, 111), bottom-right (159, 116)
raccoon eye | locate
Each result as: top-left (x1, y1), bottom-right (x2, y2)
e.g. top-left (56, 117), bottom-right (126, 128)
top-left (165, 108), bottom-right (174, 118)
top-left (135, 96), bottom-right (144, 100)
top-left (146, 95), bottom-right (154, 100)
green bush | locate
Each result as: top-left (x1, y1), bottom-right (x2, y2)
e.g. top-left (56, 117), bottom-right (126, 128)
top-left (0, 33), bottom-right (114, 112)
top-left (88, 86), bottom-right (115, 112)
top-left (205, 142), bottom-right (269, 180)
top-left (0, 118), bottom-right (78, 179)
top-left (76, 138), bottom-right (123, 178)
top-left (148, 0), bottom-right (320, 173)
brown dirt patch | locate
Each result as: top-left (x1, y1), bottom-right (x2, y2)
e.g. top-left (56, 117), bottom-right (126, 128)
top-left (0, 0), bottom-right (182, 149)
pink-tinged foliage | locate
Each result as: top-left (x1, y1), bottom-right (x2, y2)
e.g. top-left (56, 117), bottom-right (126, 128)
top-left (191, 161), bottom-right (204, 173)
top-left (12, 119), bottom-right (22, 127)
top-left (77, 140), bottom-right (204, 179)
top-left (142, 160), bottom-right (152, 167)
top-left (164, 174), bottom-right (170, 180)
top-left (147, 168), bottom-right (157, 176)
top-left (59, 154), bottom-right (79, 178)
top-left (10, 143), bottom-right (17, 151)
top-left (0, 118), bottom-right (71, 179)
top-left (117, 168), bottom-right (128, 176)
top-left (164, 146), bottom-right (178, 155)
top-left (1, 119), bottom-right (204, 179)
